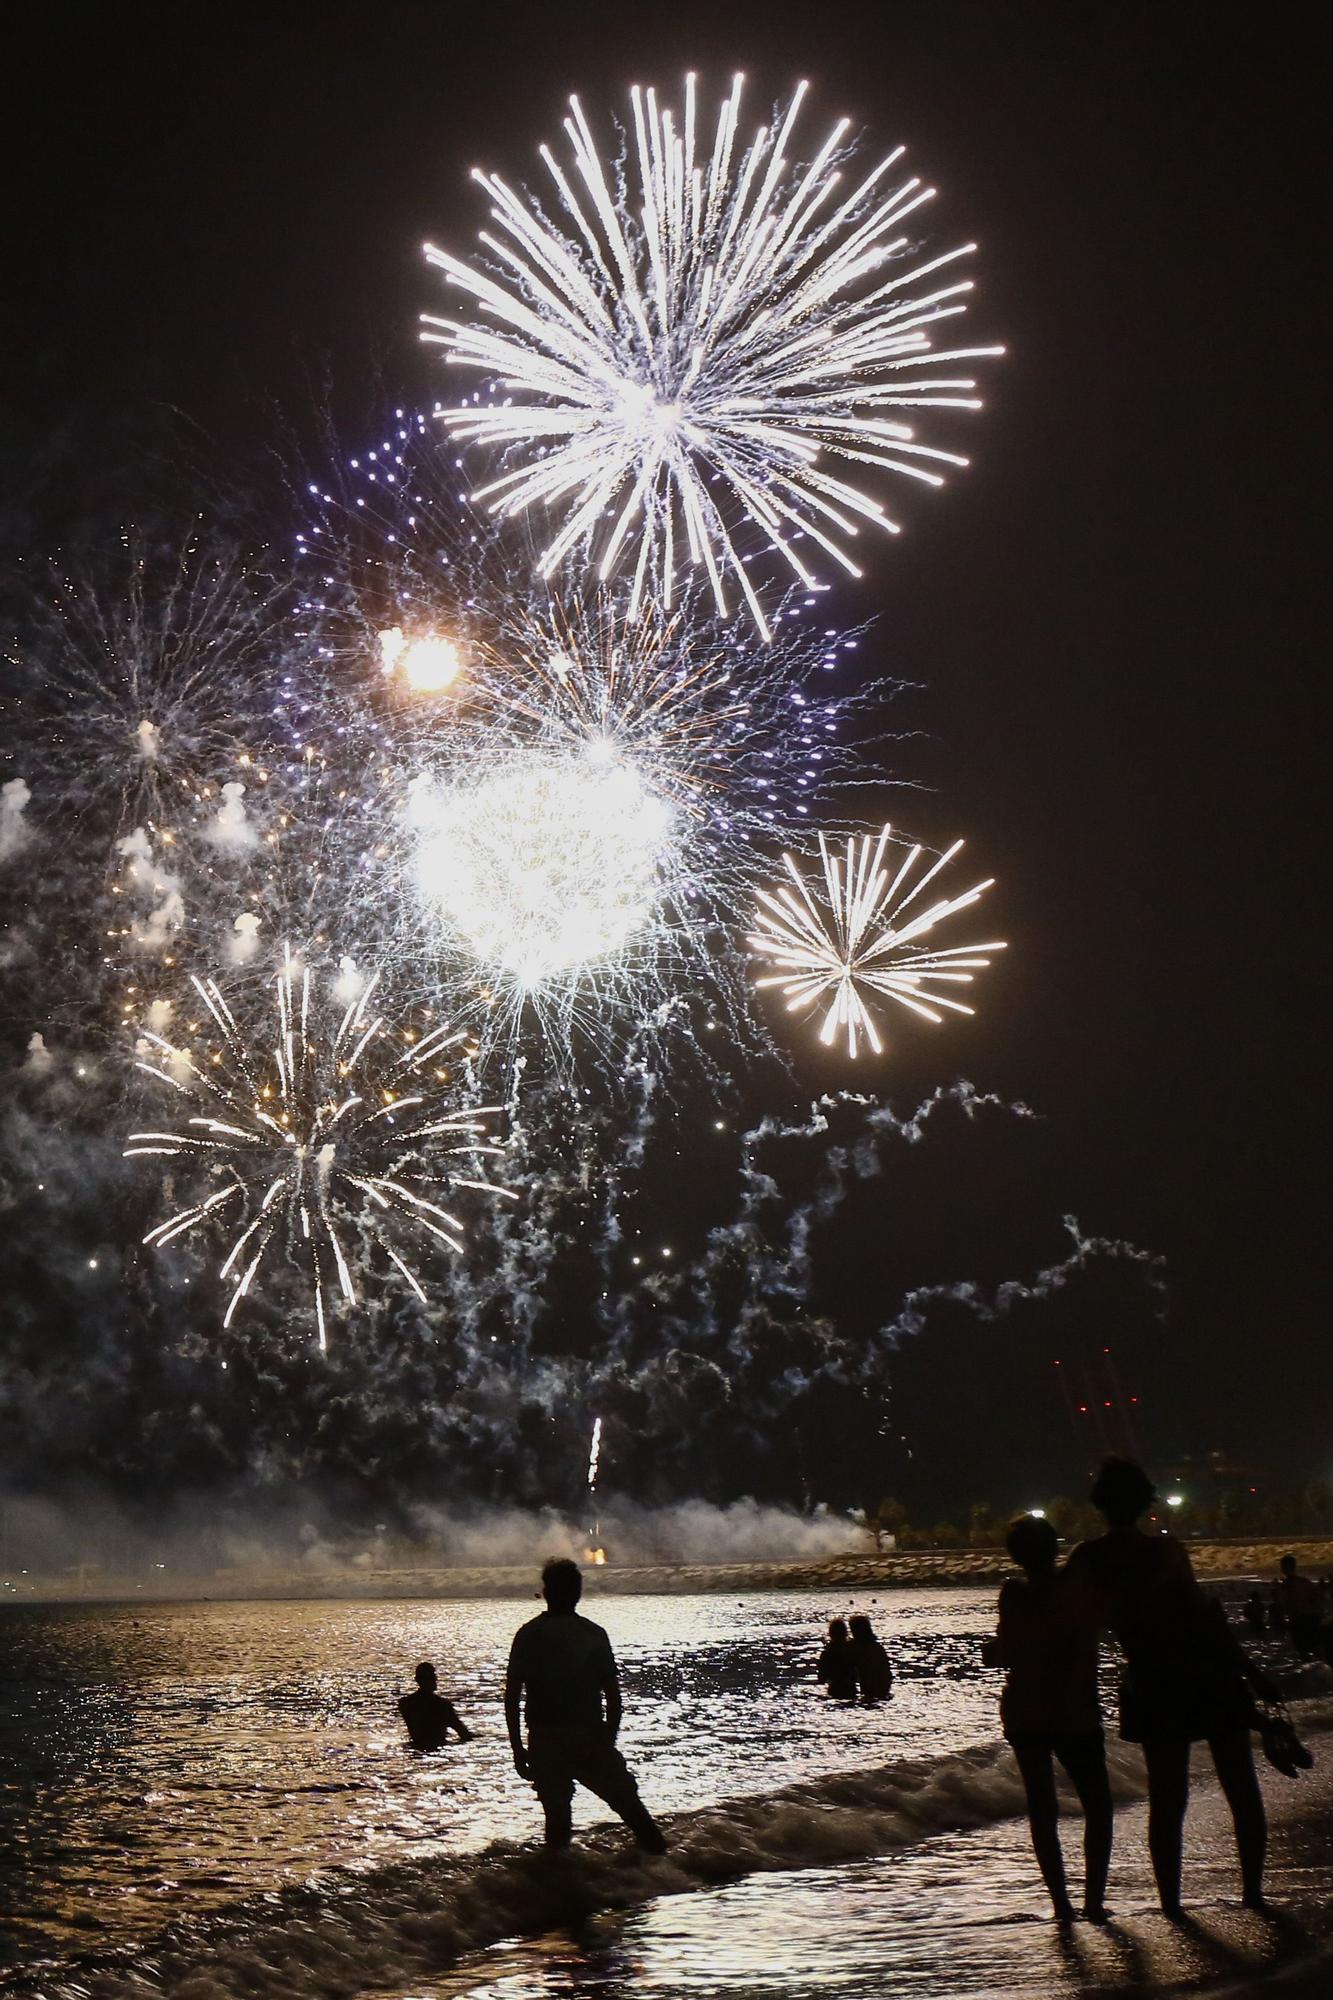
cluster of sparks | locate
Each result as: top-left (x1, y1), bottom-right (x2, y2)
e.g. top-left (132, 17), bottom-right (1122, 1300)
top-left (125, 949), bottom-right (511, 1343)
top-left (424, 74), bottom-right (1001, 637)
top-left (295, 416), bottom-right (891, 1055)
top-left (6, 76), bottom-right (1009, 1344)
top-left (750, 827), bottom-right (1006, 1057)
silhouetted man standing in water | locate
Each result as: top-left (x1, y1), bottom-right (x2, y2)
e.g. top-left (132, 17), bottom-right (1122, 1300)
top-left (505, 1557), bottom-right (667, 1852)
top-left (398, 1662), bottom-right (474, 1751)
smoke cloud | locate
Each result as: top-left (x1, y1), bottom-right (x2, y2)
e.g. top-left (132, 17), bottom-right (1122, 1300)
top-left (0, 777), bottom-right (32, 861)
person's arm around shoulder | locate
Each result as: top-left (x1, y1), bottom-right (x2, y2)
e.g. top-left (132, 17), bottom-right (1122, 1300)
top-left (504, 1629), bottom-right (531, 1779)
top-left (1162, 1533), bottom-right (1199, 1589)
top-left (1061, 1540), bottom-right (1111, 1627)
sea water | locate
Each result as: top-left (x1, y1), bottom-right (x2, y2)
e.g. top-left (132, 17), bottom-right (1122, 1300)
top-left (0, 1588), bottom-right (1315, 1998)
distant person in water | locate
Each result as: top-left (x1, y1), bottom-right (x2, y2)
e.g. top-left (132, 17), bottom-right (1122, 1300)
top-left (1242, 1591), bottom-right (1267, 1637)
top-left (505, 1557), bottom-right (667, 1853)
top-left (816, 1618), bottom-right (858, 1701)
top-left (398, 1662), bottom-right (474, 1751)
top-left (847, 1613), bottom-right (893, 1705)
top-left (1065, 1457), bottom-right (1272, 1917)
top-left (986, 1513), bottom-right (1111, 1924)
top-left (1277, 1555), bottom-right (1322, 1655)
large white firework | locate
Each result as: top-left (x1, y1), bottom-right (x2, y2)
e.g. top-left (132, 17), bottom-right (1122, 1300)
top-left (423, 75), bottom-right (1001, 636)
top-left (125, 948), bottom-right (512, 1342)
top-left (750, 825), bottom-right (1006, 1057)
top-left (411, 744), bottom-right (674, 991)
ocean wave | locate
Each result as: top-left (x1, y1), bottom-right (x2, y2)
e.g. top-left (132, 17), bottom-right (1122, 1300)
top-left (10, 1705), bottom-right (1331, 2000)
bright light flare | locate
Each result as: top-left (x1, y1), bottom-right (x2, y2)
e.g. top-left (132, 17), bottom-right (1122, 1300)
top-left (379, 626), bottom-right (465, 693)
top-left (412, 746), bottom-right (673, 990)
top-left (750, 825), bottom-right (1005, 1057)
top-left (423, 75), bottom-right (1001, 636)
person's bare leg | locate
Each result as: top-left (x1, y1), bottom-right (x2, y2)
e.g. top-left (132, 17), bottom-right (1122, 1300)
top-left (1209, 1731), bottom-right (1266, 1907)
top-left (1142, 1737), bottom-right (1190, 1917)
top-left (1057, 1737), bottom-right (1113, 1920)
top-left (578, 1737), bottom-right (668, 1853)
top-left (1012, 1742), bottom-right (1075, 1920)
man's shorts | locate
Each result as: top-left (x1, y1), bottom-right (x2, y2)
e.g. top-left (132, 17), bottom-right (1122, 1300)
top-left (527, 1724), bottom-right (643, 1808)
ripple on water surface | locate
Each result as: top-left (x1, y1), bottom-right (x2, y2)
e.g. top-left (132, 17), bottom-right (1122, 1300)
top-left (0, 1588), bottom-right (1006, 1970)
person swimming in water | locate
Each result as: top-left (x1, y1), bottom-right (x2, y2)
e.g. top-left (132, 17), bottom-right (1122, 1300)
top-left (397, 1662), bottom-right (474, 1751)
top-left (816, 1618), bottom-right (858, 1701)
top-left (847, 1614), bottom-right (893, 1705)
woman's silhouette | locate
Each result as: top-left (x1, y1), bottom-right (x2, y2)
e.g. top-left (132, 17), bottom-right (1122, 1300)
top-left (987, 1512), bottom-right (1111, 1922)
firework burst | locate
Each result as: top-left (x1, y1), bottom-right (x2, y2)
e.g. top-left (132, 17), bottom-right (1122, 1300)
top-left (125, 947), bottom-right (512, 1342)
top-left (3, 530), bottom-right (290, 833)
top-left (423, 75), bottom-right (1001, 635)
top-left (750, 825), bottom-right (1005, 1056)
top-left (293, 419), bottom-right (890, 1062)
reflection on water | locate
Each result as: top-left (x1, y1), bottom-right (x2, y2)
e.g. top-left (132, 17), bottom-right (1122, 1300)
top-left (0, 1589), bottom-right (999, 1971)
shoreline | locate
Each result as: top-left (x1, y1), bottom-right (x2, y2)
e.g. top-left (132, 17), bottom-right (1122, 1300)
top-left (6, 1535), bottom-right (1330, 1605)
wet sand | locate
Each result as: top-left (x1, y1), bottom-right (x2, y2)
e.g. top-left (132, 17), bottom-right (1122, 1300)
top-left (430, 1741), bottom-right (1333, 1999)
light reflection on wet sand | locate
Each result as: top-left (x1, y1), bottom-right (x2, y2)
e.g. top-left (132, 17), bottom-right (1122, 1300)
top-left (420, 1757), bottom-right (1333, 2000)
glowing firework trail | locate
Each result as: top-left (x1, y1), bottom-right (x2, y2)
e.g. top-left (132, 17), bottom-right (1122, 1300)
top-left (125, 949), bottom-right (512, 1343)
top-left (586, 1414), bottom-right (605, 1561)
top-left (750, 826), bottom-right (1005, 1057)
top-left (423, 75), bottom-right (1001, 635)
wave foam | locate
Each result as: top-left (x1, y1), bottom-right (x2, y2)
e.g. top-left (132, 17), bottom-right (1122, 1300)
top-left (10, 1710), bottom-right (1330, 2000)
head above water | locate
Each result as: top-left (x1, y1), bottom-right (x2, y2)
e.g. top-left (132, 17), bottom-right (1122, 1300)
top-left (1280, 1554), bottom-right (1298, 1577)
top-left (414, 1662), bottom-right (437, 1690)
top-left (542, 1556), bottom-right (583, 1612)
top-left (827, 1618), bottom-right (849, 1642)
top-left (1006, 1512), bottom-right (1059, 1574)
top-left (848, 1614), bottom-right (875, 1642)
top-left (1089, 1455), bottom-right (1157, 1527)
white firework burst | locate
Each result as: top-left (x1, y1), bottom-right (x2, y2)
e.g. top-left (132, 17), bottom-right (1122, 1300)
top-left (411, 744), bottom-right (674, 992)
top-left (125, 947), bottom-right (512, 1343)
top-left (3, 530), bottom-right (288, 830)
top-left (750, 826), bottom-right (1005, 1057)
top-left (423, 74), bottom-right (1002, 637)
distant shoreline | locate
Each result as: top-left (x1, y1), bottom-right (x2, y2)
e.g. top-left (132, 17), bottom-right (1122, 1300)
top-left (5, 1535), bottom-right (1331, 1606)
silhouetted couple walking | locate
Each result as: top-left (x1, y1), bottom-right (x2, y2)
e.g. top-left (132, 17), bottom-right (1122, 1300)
top-left (991, 1456), bottom-right (1274, 1922)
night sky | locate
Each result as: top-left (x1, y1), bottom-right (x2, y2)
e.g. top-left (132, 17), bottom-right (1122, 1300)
top-left (2, 2), bottom-right (1327, 1516)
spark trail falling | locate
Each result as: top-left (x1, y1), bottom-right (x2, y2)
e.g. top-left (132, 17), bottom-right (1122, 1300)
top-left (749, 825), bottom-right (1006, 1056)
top-left (423, 75), bottom-right (1002, 636)
top-left (125, 948), bottom-right (512, 1344)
